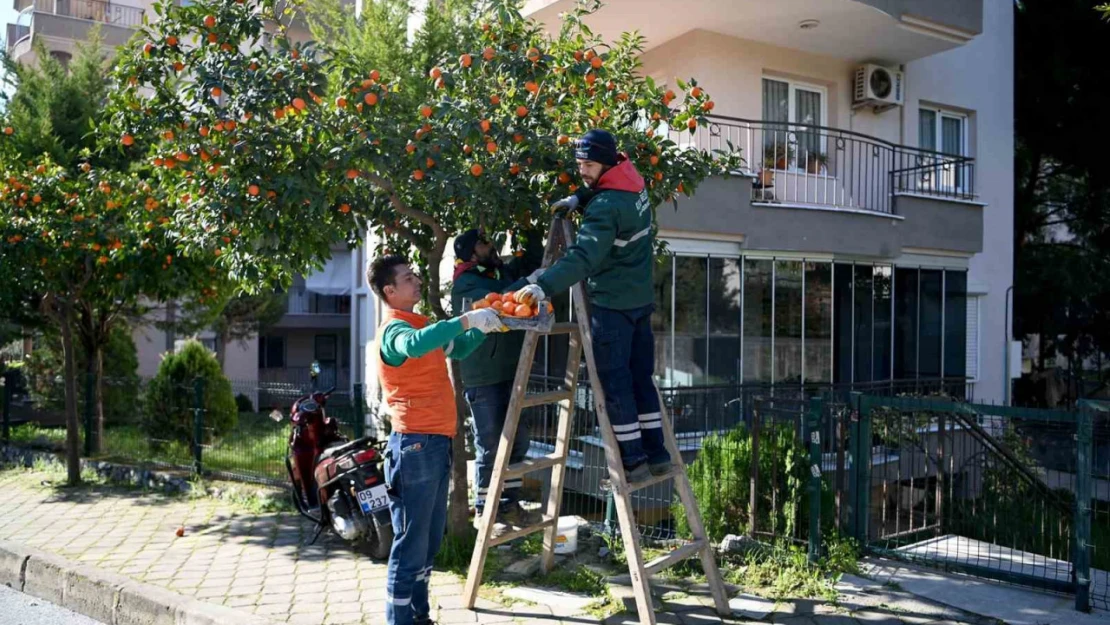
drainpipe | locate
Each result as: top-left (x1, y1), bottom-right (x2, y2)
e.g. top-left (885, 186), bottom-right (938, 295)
top-left (1003, 285), bottom-right (1014, 406)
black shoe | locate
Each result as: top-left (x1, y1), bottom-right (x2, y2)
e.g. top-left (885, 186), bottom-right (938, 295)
top-left (648, 460), bottom-right (674, 476)
top-left (624, 463), bottom-right (651, 483)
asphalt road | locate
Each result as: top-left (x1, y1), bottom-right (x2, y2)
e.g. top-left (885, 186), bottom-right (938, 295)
top-left (0, 586), bottom-right (105, 625)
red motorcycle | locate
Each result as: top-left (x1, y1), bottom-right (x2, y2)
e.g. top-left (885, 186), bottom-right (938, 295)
top-left (276, 372), bottom-right (393, 559)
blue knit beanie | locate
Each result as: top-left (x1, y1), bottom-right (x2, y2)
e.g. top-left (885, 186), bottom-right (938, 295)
top-left (574, 129), bottom-right (618, 166)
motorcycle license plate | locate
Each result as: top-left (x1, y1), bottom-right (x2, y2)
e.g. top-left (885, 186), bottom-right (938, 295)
top-left (357, 485), bottom-right (389, 514)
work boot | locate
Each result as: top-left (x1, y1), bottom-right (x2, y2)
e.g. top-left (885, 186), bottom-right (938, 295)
top-left (624, 462), bottom-right (651, 484)
top-left (498, 501), bottom-right (543, 528)
top-left (648, 460), bottom-right (674, 477)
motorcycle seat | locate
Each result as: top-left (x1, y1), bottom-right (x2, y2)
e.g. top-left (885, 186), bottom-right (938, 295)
top-left (316, 439), bottom-right (359, 463)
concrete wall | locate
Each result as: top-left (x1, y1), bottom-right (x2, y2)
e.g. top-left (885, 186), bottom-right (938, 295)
top-left (855, 0), bottom-right (983, 36)
top-left (901, 0), bottom-right (1013, 403)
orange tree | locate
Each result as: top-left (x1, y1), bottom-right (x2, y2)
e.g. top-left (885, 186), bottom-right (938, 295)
top-left (0, 143), bottom-right (217, 482)
top-left (108, 0), bottom-right (739, 528)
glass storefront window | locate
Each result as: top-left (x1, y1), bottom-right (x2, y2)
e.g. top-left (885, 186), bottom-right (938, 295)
top-left (873, 266), bottom-right (893, 381)
top-left (653, 255), bottom-right (674, 384)
top-left (673, 256), bottom-right (708, 386)
top-left (919, 269), bottom-right (943, 378)
top-left (944, 271), bottom-right (968, 379)
top-left (894, 267), bottom-right (919, 379)
top-left (804, 262), bottom-right (832, 383)
top-left (743, 259), bottom-right (773, 382)
top-left (708, 258), bottom-right (742, 384)
top-left (774, 260), bottom-right (803, 385)
top-left (833, 264), bottom-right (854, 383)
top-left (854, 265), bottom-right (874, 383)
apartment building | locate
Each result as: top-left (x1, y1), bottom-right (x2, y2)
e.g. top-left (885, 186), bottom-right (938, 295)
top-left (6, 0), bottom-right (1015, 407)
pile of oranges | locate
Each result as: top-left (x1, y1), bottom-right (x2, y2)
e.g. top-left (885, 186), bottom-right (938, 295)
top-left (472, 291), bottom-right (553, 318)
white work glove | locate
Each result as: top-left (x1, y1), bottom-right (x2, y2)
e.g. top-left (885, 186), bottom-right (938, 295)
top-left (517, 284), bottom-right (546, 306)
top-left (550, 195), bottom-right (579, 215)
top-left (460, 308), bottom-right (505, 334)
top-left (526, 268), bottom-right (545, 284)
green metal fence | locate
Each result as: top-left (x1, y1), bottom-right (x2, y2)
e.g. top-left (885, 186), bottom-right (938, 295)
top-left (852, 394), bottom-right (1102, 613)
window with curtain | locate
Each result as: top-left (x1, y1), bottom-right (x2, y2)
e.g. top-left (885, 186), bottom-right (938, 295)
top-left (920, 107), bottom-right (968, 191)
top-left (762, 78), bottom-right (826, 171)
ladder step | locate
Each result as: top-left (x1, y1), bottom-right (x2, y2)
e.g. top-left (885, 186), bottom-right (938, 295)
top-left (505, 454), bottom-right (564, 479)
top-left (488, 515), bottom-right (557, 547)
top-left (521, 389), bottom-right (575, 408)
top-left (628, 466), bottom-right (681, 492)
top-left (542, 322), bottom-right (579, 335)
top-left (644, 539), bottom-right (707, 577)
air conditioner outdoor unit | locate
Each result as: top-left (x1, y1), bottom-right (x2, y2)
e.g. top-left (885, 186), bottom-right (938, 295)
top-left (853, 64), bottom-right (904, 111)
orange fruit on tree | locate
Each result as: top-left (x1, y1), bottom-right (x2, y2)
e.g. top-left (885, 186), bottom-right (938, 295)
top-left (516, 105), bottom-right (529, 117)
top-left (654, 171), bottom-right (664, 181)
top-left (266, 190), bottom-right (277, 199)
top-left (429, 67), bottom-right (442, 79)
top-left (617, 92), bottom-right (629, 102)
top-left (585, 49), bottom-right (596, 61)
top-left (426, 157), bottom-right (435, 168)
top-left (526, 47), bottom-right (541, 62)
top-left (470, 163), bottom-right (484, 177)
top-left (143, 42), bottom-right (153, 55)
top-left (483, 46), bottom-right (496, 61)
top-left (690, 86), bottom-right (703, 98)
top-left (405, 143), bottom-right (416, 154)
top-left (211, 86), bottom-right (223, 98)
top-left (557, 134), bottom-right (570, 145)
top-left (460, 53), bottom-right (473, 68)
top-left (585, 72), bottom-right (597, 86)
top-left (248, 184), bottom-right (260, 196)
top-left (574, 50), bottom-right (584, 62)
top-left (703, 100), bottom-right (715, 111)
top-left (509, 164), bottom-right (520, 175)
top-left (225, 120), bottom-right (236, 131)
top-left (486, 142), bottom-right (497, 154)
top-left (525, 81), bottom-right (539, 93)
top-left (207, 33), bottom-right (218, 44)
top-left (687, 118), bottom-right (697, 130)
top-left (199, 125), bottom-right (210, 137)
top-left (336, 96), bottom-right (347, 108)
top-left (435, 77), bottom-right (445, 90)
top-left (650, 155), bottom-right (659, 165)
top-left (203, 14), bottom-right (216, 28)
top-left (274, 107), bottom-right (285, 119)
top-left (121, 134), bottom-right (134, 146)
top-left (663, 89), bottom-right (675, 103)
top-left (370, 69), bottom-right (381, 81)
top-left (413, 169), bottom-right (425, 180)
top-left (590, 56), bottom-right (603, 69)
top-left (490, 94), bottom-right (500, 105)
top-left (364, 92), bottom-right (378, 106)
top-left (292, 97), bottom-right (307, 111)
top-left (463, 144), bottom-right (473, 155)
top-left (173, 61), bottom-right (184, 72)
top-left (558, 172), bottom-right (571, 184)
top-left (346, 169), bottom-right (359, 180)
top-left (479, 119), bottom-right (491, 132)
top-left (166, 35), bottom-right (178, 46)
top-left (420, 105), bottom-right (433, 118)
top-left (176, 151), bottom-right (190, 162)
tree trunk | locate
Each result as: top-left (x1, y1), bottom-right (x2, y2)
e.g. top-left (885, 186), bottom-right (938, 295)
top-left (93, 344), bottom-right (104, 454)
top-left (425, 245), bottom-right (473, 537)
top-left (216, 328), bottom-right (230, 369)
top-left (58, 302), bottom-right (82, 485)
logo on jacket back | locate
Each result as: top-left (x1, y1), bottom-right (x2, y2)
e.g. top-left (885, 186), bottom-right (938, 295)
top-left (635, 189), bottom-right (650, 217)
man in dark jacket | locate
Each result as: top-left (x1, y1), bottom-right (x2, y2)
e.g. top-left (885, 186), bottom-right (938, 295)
top-left (451, 228), bottom-right (543, 526)
top-left (517, 129), bottom-right (670, 483)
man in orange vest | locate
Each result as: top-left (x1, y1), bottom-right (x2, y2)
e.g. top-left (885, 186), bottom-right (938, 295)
top-left (368, 254), bottom-right (504, 625)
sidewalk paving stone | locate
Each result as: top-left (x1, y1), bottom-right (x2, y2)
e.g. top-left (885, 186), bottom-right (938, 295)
top-left (0, 468), bottom-right (997, 625)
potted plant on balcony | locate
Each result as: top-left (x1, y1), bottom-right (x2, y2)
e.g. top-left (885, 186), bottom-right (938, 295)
top-left (805, 150), bottom-right (828, 175)
top-left (755, 143), bottom-right (795, 199)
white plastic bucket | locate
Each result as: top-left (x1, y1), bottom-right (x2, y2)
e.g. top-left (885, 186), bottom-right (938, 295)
top-left (554, 516), bottom-right (578, 555)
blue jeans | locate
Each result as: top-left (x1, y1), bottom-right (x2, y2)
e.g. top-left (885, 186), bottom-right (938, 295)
top-left (465, 380), bottom-right (531, 513)
top-left (384, 432), bottom-right (451, 625)
top-left (590, 304), bottom-right (670, 469)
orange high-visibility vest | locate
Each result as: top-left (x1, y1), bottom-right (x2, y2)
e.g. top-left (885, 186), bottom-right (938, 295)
top-left (375, 308), bottom-right (457, 437)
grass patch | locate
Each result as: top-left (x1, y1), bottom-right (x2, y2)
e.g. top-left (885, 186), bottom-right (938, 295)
top-left (8, 423), bottom-right (67, 449)
top-left (532, 563), bottom-right (609, 596)
top-left (724, 534), bottom-right (860, 603)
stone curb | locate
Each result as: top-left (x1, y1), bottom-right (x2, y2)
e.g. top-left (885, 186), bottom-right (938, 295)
top-left (0, 539), bottom-right (278, 625)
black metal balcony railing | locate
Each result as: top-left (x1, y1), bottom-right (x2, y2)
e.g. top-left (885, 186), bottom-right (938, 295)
top-left (672, 115), bottom-right (976, 214)
top-left (23, 0), bottom-right (144, 29)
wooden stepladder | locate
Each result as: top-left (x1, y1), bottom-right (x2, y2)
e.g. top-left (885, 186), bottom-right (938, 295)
top-left (462, 217), bottom-right (730, 625)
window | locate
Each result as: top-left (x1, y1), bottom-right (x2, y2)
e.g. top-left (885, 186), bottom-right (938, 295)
top-left (259, 335), bottom-right (285, 369)
top-left (742, 259), bottom-right (773, 382)
top-left (707, 258), bottom-right (742, 384)
top-left (966, 295), bottom-right (981, 381)
top-left (920, 107), bottom-right (968, 191)
top-left (673, 256), bottom-right (708, 386)
top-left (762, 78), bottom-right (827, 171)
top-left (803, 262), bottom-right (832, 383)
top-left (774, 260), bottom-right (803, 384)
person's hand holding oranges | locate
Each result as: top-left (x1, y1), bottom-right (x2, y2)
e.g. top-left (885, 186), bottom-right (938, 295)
top-left (471, 291), bottom-right (554, 318)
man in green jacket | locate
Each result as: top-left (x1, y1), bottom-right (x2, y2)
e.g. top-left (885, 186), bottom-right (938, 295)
top-left (451, 228), bottom-right (543, 526)
top-left (517, 129), bottom-right (670, 483)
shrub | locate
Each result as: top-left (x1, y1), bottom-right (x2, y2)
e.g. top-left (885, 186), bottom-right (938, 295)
top-left (674, 422), bottom-right (817, 541)
top-left (235, 393), bottom-right (254, 413)
top-left (24, 325), bottom-right (141, 424)
top-left (143, 340), bottom-right (237, 444)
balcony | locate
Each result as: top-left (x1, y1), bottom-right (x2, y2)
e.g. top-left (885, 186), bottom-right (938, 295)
top-left (524, 0), bottom-right (980, 64)
top-left (7, 0), bottom-right (143, 61)
top-left (659, 115), bottom-right (983, 258)
top-left (275, 288), bottom-right (351, 330)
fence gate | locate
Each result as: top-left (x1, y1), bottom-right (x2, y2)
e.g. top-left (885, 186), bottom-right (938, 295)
top-left (851, 394), bottom-right (1101, 612)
